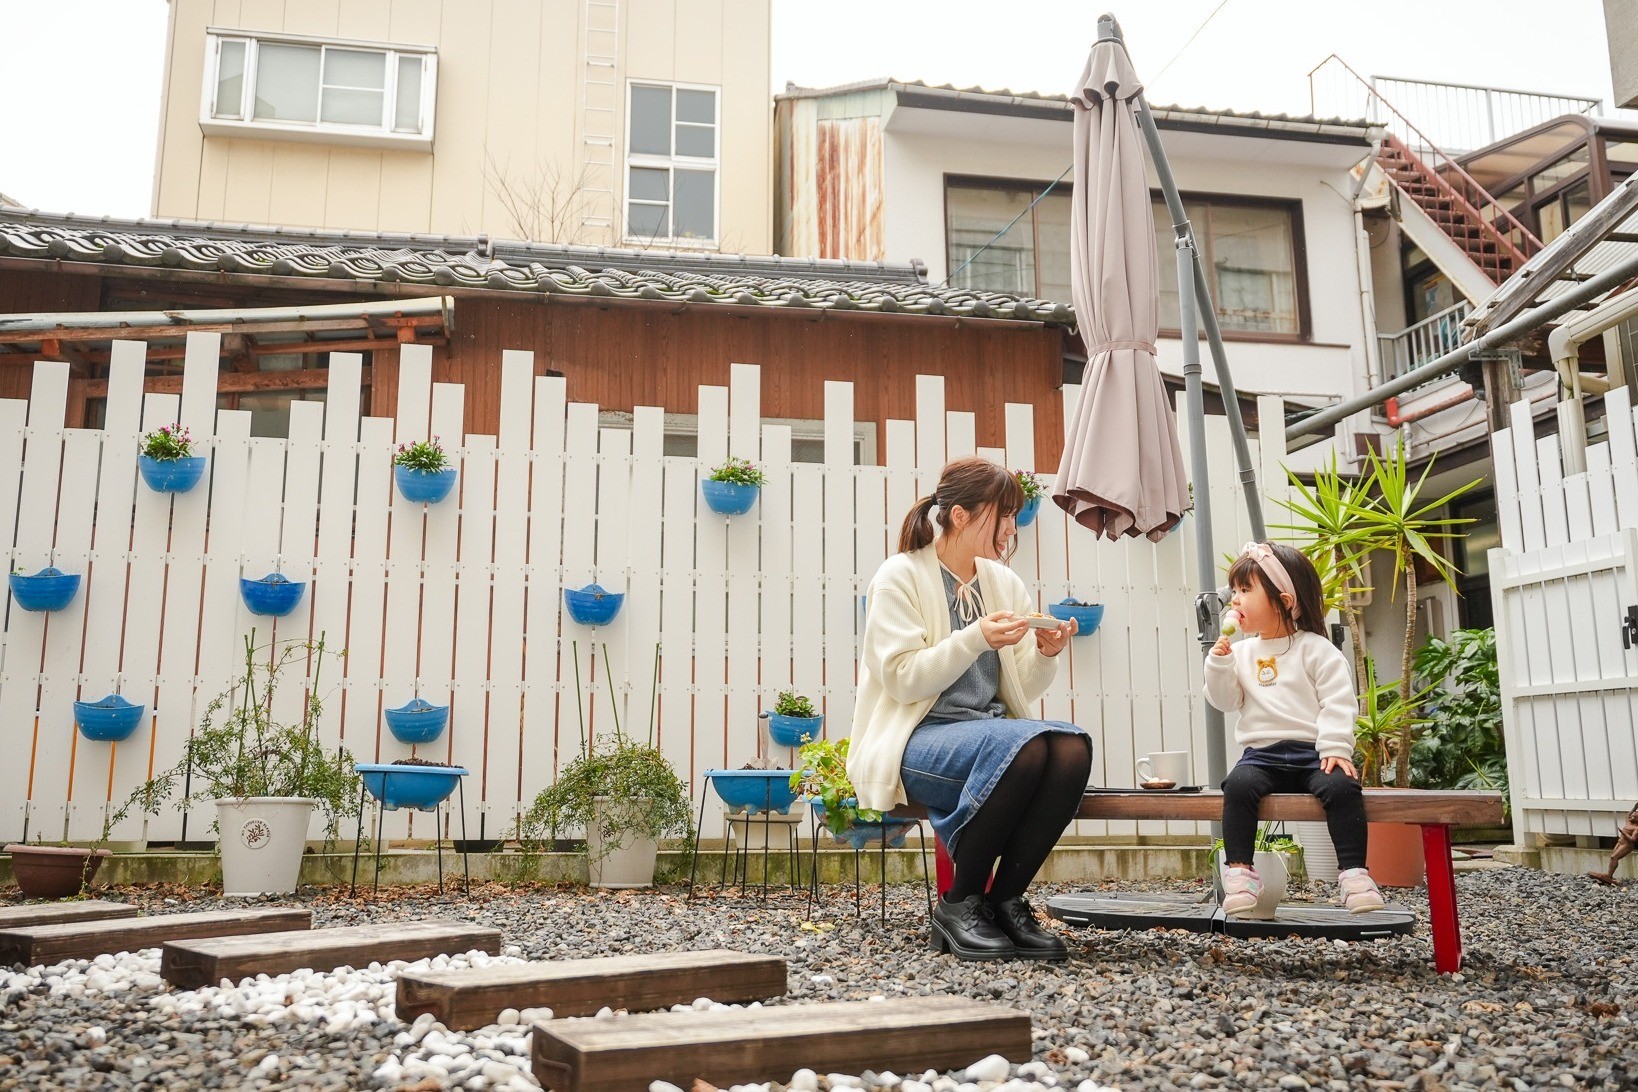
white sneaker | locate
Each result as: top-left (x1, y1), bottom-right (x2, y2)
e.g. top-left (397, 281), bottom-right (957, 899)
top-left (1338, 867), bottom-right (1385, 913)
top-left (1221, 866), bottom-right (1262, 917)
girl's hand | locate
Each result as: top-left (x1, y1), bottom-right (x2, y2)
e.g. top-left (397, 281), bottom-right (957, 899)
top-left (980, 611), bottom-right (1029, 649)
top-left (1210, 636), bottom-right (1233, 657)
top-left (1321, 756), bottom-right (1359, 780)
top-left (1035, 616), bottom-right (1076, 657)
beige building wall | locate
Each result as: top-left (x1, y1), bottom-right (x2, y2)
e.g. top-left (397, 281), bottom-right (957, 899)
top-left (153, 0), bottom-right (771, 252)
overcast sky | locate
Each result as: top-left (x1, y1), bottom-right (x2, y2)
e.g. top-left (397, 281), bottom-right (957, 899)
top-left (0, 0), bottom-right (1626, 218)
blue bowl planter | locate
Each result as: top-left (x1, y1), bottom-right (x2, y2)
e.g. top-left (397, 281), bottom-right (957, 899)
top-left (138, 455), bottom-right (207, 494)
top-left (563, 583), bottom-right (624, 625)
top-left (240, 573), bottom-right (307, 617)
top-left (384, 698), bottom-right (450, 745)
top-left (764, 712), bottom-right (823, 748)
top-left (706, 769), bottom-right (801, 815)
top-left (357, 763), bottom-right (468, 812)
top-left (73, 694), bottom-right (147, 742)
top-left (701, 480), bottom-right (760, 515)
top-left (394, 466), bottom-right (458, 504)
top-left (1017, 495), bottom-right (1042, 528)
top-left (1047, 599), bottom-right (1104, 637)
top-left (8, 567), bottom-right (82, 612)
top-left (810, 801), bottom-right (918, 850)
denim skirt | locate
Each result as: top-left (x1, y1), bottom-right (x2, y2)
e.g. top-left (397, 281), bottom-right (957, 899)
top-left (899, 716), bottom-right (1088, 853)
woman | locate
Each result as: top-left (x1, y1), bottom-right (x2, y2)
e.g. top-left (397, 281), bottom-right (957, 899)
top-left (848, 457), bottom-right (1093, 961)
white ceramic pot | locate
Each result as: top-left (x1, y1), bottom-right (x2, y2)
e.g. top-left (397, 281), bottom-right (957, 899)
top-left (215, 797), bottom-right (316, 896)
top-left (586, 797), bottom-right (659, 888)
top-left (1290, 820), bottom-right (1340, 883)
top-left (1217, 847), bottom-right (1290, 920)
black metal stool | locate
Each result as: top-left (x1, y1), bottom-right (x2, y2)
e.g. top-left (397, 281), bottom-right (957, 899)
top-left (803, 810), bottom-right (934, 925)
top-left (686, 773), bottom-right (805, 902)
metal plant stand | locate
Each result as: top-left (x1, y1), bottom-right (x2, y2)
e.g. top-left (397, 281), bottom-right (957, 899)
top-left (803, 812), bottom-right (934, 926)
top-left (349, 773), bottom-right (472, 899)
top-left (686, 774), bottom-right (804, 903)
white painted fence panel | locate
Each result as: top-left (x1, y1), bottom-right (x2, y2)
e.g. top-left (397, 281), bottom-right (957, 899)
top-left (1492, 392), bottom-right (1638, 841)
top-left (1, 347), bottom-right (1288, 850)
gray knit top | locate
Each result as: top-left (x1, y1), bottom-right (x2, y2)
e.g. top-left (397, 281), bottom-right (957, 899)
top-left (921, 565), bottom-right (1008, 724)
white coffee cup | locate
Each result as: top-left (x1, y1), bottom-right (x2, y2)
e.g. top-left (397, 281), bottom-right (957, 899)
top-left (1136, 750), bottom-right (1190, 786)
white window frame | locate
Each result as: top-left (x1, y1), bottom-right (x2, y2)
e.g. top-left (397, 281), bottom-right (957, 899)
top-left (199, 29), bottom-right (437, 152)
top-left (623, 80), bottom-right (721, 248)
top-left (598, 411), bottom-right (877, 466)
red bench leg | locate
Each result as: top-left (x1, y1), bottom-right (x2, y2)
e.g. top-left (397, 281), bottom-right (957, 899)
top-left (934, 833), bottom-right (954, 898)
top-left (1421, 823), bottom-right (1463, 973)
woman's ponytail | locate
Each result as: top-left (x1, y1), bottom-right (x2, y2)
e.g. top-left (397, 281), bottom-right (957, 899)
top-left (897, 494), bottom-right (940, 554)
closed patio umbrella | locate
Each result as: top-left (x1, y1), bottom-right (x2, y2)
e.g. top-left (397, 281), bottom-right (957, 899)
top-left (1052, 34), bottom-right (1189, 541)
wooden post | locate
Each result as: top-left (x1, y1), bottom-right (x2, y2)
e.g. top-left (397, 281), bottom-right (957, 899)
top-left (1469, 347), bottom-right (1524, 435)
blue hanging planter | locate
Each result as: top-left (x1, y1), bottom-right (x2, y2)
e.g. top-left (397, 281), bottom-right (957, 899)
top-left (563, 583), bottom-right (624, 626)
top-left (73, 694), bottom-right (147, 742)
top-left (137, 455), bottom-right (207, 494)
top-left (240, 573), bottom-right (307, 617)
top-left (394, 466), bottom-right (458, 504)
top-left (701, 479), bottom-right (760, 515)
top-left (384, 698), bottom-right (450, 745)
top-left (763, 711), bottom-right (824, 748)
top-left (8, 567), bottom-right (82, 612)
top-left (1047, 598), bottom-right (1104, 637)
top-left (356, 763), bottom-right (468, 812)
top-left (1017, 495), bottom-right (1042, 528)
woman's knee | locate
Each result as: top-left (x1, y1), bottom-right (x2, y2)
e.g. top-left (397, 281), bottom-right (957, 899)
top-left (1050, 733), bottom-right (1092, 776)
top-left (1006, 735), bottom-right (1050, 779)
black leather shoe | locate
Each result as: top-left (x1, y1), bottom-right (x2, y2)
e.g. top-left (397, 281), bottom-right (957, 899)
top-left (987, 895), bottom-right (1070, 961)
top-left (930, 894), bottom-right (1016, 961)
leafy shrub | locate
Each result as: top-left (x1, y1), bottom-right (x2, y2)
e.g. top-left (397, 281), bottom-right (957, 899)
top-left (394, 437), bottom-right (449, 472)
top-left (708, 456), bottom-right (766, 487)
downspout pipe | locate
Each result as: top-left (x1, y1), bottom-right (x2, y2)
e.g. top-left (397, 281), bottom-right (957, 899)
top-left (1547, 286), bottom-right (1638, 390)
top-left (1288, 251), bottom-right (1638, 442)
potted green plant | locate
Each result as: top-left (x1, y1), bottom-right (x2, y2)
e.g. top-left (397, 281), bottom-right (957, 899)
top-left (137, 422), bottom-right (207, 493)
top-left (1209, 824), bottom-right (1304, 918)
top-left (1014, 469), bottom-right (1045, 527)
top-left (393, 436), bottom-right (458, 503)
top-left (519, 642), bottom-right (691, 887)
top-left (789, 736), bottom-right (916, 850)
top-left (1410, 628), bottom-right (1509, 821)
top-left (701, 455), bottom-right (767, 515)
top-left (762, 689), bottom-right (823, 747)
top-left (128, 630), bottom-right (360, 896)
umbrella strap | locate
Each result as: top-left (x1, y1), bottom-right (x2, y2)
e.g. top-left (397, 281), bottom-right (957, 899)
top-left (1089, 339), bottom-right (1157, 355)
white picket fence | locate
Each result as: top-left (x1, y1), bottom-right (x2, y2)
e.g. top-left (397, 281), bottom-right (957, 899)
top-left (0, 332), bottom-right (1288, 846)
top-left (1490, 388), bottom-right (1638, 838)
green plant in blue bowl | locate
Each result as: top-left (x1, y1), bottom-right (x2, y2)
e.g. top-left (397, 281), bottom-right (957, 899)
top-left (702, 456), bottom-right (766, 515)
top-left (137, 422), bottom-right (206, 493)
top-left (762, 689), bottom-right (823, 747)
top-left (1015, 469), bottom-right (1045, 528)
top-left (393, 437), bottom-right (457, 504)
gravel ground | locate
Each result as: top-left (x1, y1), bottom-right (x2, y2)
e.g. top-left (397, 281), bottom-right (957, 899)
top-left (1, 866), bottom-right (1634, 1091)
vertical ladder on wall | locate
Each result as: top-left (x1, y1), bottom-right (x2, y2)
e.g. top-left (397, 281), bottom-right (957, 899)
top-left (580, 0), bottom-right (620, 238)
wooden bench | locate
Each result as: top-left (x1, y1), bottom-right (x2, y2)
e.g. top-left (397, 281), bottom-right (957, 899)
top-left (0, 907), bottom-right (311, 967)
top-left (530, 995), bottom-right (1031, 1092)
top-left (0, 900), bottom-right (138, 930)
top-left (160, 919), bottom-right (503, 989)
top-left (891, 788), bottom-right (1504, 974)
top-left (398, 949), bottom-right (787, 1029)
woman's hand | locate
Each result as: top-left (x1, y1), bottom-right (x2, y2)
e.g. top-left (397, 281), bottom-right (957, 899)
top-left (1034, 616), bottom-right (1076, 657)
top-left (1321, 756), bottom-right (1359, 780)
top-left (979, 610), bottom-right (1029, 649)
top-left (1211, 636), bottom-right (1233, 656)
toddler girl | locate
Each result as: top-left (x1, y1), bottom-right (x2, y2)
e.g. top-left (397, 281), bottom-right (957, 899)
top-left (1205, 541), bottom-right (1384, 915)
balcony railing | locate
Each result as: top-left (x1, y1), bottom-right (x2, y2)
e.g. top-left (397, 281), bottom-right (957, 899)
top-left (1379, 301), bottom-right (1472, 384)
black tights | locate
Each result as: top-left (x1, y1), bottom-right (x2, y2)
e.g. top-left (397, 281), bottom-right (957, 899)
top-left (946, 733), bottom-right (1093, 902)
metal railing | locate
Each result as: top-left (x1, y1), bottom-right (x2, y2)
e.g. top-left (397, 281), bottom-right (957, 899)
top-left (1378, 301), bottom-right (1473, 383)
top-left (1310, 61), bottom-right (1600, 154)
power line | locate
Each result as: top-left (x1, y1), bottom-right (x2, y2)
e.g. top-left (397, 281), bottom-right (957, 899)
top-left (1151, 0), bottom-right (1234, 84)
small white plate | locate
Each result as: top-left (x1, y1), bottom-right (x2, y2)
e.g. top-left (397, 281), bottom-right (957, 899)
top-left (1023, 615), bottom-right (1063, 630)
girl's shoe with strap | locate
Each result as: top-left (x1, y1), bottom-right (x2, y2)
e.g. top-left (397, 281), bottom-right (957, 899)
top-left (1220, 865), bottom-right (1262, 917)
top-left (1338, 867), bottom-right (1385, 913)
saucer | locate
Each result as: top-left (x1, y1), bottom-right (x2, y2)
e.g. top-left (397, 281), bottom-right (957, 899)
top-left (1140, 779), bottom-right (1177, 790)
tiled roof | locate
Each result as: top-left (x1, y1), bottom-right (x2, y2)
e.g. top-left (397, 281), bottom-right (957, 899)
top-left (0, 210), bottom-right (1076, 328)
top-left (778, 78), bottom-right (1376, 136)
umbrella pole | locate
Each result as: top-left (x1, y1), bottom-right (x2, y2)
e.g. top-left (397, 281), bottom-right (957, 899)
top-left (1174, 230), bottom-right (1228, 810)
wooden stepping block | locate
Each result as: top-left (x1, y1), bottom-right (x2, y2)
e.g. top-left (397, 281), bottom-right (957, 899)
top-left (0, 907), bottom-right (311, 967)
top-left (161, 919), bottom-right (503, 989)
top-left (398, 949), bottom-right (787, 1029)
top-left (0, 900), bottom-right (138, 929)
top-left (530, 995), bottom-right (1031, 1092)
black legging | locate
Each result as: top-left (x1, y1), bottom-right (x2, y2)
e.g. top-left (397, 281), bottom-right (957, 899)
top-left (946, 733), bottom-right (1093, 902)
top-left (1221, 762), bottom-right (1368, 870)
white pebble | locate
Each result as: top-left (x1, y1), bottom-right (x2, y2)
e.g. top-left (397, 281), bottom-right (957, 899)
top-left (809, 974), bottom-right (834, 987)
top-left (965, 1056), bottom-right (1010, 1084)
top-left (827, 1076), bottom-right (864, 1089)
top-left (1064, 1048), bottom-right (1090, 1065)
top-left (903, 1082), bottom-right (932, 1092)
top-left (650, 1083), bottom-right (686, 1092)
top-left (1018, 1062), bottom-right (1050, 1081)
top-left (789, 1069), bottom-right (820, 1091)
top-left (498, 1007), bottom-right (520, 1025)
top-left (255, 1055), bottom-right (279, 1073)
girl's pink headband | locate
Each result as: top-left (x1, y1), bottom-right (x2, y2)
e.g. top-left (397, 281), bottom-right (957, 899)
top-left (1240, 542), bottom-right (1297, 609)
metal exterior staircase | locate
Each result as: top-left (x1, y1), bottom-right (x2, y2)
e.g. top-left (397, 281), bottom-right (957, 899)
top-left (1376, 134), bottom-right (1537, 286)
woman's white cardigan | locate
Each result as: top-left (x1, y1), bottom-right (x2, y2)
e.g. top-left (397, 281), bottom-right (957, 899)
top-left (847, 543), bottom-right (1058, 812)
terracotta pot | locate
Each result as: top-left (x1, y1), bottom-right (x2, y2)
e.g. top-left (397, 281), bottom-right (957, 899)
top-left (5, 843), bottom-right (112, 899)
top-left (1365, 821), bottom-right (1426, 888)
